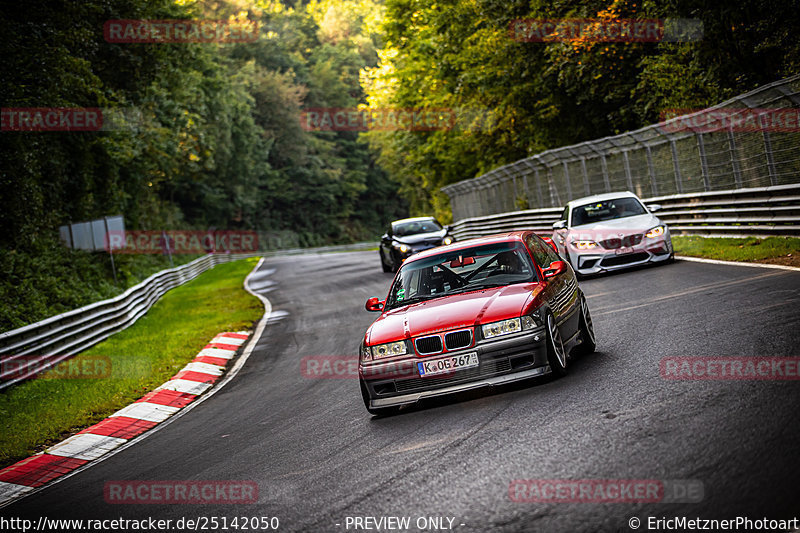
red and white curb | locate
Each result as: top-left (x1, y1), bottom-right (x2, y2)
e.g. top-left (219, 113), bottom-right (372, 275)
top-left (0, 332), bottom-right (250, 505)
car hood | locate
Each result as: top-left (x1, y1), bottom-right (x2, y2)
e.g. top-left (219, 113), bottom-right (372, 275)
top-left (569, 214), bottom-right (660, 235)
top-left (392, 229), bottom-right (446, 244)
top-left (366, 283), bottom-right (540, 345)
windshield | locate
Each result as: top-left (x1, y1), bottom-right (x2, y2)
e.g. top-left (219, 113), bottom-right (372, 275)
top-left (392, 219), bottom-right (443, 237)
top-left (571, 197), bottom-right (647, 226)
top-left (385, 242), bottom-right (536, 310)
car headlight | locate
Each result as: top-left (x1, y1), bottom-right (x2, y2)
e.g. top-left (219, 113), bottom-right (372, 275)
top-left (646, 225), bottom-right (665, 238)
top-left (521, 313), bottom-right (542, 330)
top-left (482, 318), bottom-right (521, 339)
top-left (571, 240), bottom-right (598, 250)
top-left (394, 243), bottom-right (411, 253)
top-left (370, 340), bottom-right (407, 359)
top-left (361, 342), bottom-right (372, 362)
top-left (443, 236), bottom-right (454, 245)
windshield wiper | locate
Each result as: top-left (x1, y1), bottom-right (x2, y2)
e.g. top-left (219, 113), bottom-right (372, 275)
top-left (448, 279), bottom-right (532, 295)
top-left (388, 294), bottom-right (441, 308)
top-left (446, 281), bottom-right (507, 294)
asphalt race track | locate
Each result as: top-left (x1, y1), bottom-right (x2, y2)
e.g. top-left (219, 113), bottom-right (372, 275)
top-left (6, 252), bottom-right (800, 532)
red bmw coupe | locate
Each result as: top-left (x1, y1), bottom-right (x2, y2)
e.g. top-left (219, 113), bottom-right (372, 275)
top-left (359, 231), bottom-right (595, 415)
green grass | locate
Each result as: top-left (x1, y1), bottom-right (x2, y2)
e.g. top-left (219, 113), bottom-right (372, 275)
top-left (672, 236), bottom-right (800, 263)
top-left (0, 258), bottom-right (263, 468)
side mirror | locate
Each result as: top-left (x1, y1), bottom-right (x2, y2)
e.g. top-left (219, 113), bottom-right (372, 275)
top-left (542, 260), bottom-right (567, 279)
top-left (552, 220), bottom-right (567, 230)
top-left (647, 204), bottom-right (662, 213)
top-left (365, 297), bottom-right (385, 312)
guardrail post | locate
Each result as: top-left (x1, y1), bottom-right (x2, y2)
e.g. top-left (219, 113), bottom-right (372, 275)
top-left (534, 166), bottom-right (544, 208)
top-left (696, 133), bottom-right (711, 191)
top-left (523, 160), bottom-right (544, 208)
top-left (645, 146), bottom-right (658, 196)
top-left (759, 113), bottom-right (779, 186)
top-left (580, 157), bottom-right (590, 195)
top-left (547, 165), bottom-right (561, 206)
top-left (727, 126), bottom-right (743, 188)
top-left (512, 174), bottom-right (518, 209)
top-left (521, 174), bottom-right (528, 209)
top-left (600, 154), bottom-right (611, 193)
top-left (103, 216), bottom-right (118, 286)
top-left (562, 161), bottom-right (573, 201)
top-left (670, 139), bottom-right (684, 194)
top-left (623, 151), bottom-right (634, 192)
top-left (494, 177), bottom-right (503, 213)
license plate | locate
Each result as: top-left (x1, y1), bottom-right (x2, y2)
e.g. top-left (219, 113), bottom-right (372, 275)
top-left (418, 352), bottom-right (479, 377)
top-left (615, 246), bottom-right (635, 255)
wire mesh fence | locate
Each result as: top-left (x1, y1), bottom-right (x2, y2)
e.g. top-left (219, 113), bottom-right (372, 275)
top-left (442, 75), bottom-right (800, 221)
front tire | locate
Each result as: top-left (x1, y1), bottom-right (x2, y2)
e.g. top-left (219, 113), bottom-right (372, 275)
top-left (546, 312), bottom-right (568, 377)
top-left (380, 250), bottom-right (392, 272)
top-left (575, 293), bottom-right (596, 356)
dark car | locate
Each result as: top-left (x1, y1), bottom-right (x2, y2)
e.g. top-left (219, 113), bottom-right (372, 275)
top-left (360, 231), bottom-right (595, 415)
top-left (379, 216), bottom-right (455, 272)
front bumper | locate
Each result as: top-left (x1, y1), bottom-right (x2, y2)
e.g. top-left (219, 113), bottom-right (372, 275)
top-left (568, 236), bottom-right (673, 275)
top-left (360, 327), bottom-right (550, 409)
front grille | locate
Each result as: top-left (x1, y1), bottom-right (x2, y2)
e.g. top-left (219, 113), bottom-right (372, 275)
top-left (412, 239), bottom-right (442, 251)
top-left (600, 234), bottom-right (643, 249)
top-left (600, 252), bottom-right (649, 267)
top-left (444, 330), bottom-right (472, 350)
top-left (415, 335), bottom-right (443, 355)
top-left (396, 358), bottom-right (512, 392)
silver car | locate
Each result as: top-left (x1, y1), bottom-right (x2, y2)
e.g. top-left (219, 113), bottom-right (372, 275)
top-left (551, 191), bottom-right (673, 276)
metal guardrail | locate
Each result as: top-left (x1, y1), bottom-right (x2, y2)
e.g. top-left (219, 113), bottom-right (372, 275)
top-left (442, 75), bottom-right (800, 221)
top-left (0, 240), bottom-right (381, 391)
top-left (449, 184), bottom-right (800, 241)
top-left (261, 241), bottom-right (375, 255)
top-left (0, 252), bottom-right (255, 391)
